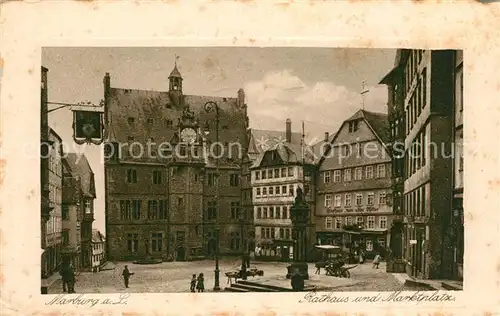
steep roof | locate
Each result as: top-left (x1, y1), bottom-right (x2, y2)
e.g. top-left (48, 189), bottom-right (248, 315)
top-left (317, 109), bottom-right (390, 167)
top-left (169, 65), bottom-right (182, 79)
top-left (247, 128), bottom-right (302, 156)
top-left (107, 88), bottom-right (248, 149)
top-left (92, 229), bottom-right (105, 243)
top-left (63, 153), bottom-right (96, 198)
top-left (362, 110), bottom-right (390, 145)
top-left (251, 141), bottom-right (315, 169)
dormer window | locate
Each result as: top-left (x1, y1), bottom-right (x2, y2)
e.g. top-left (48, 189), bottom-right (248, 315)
top-left (128, 117), bottom-right (135, 124)
top-left (147, 118), bottom-right (154, 124)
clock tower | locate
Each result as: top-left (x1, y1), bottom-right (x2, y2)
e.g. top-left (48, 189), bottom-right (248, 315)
top-left (168, 59), bottom-right (183, 107)
top-left (168, 106), bottom-right (205, 261)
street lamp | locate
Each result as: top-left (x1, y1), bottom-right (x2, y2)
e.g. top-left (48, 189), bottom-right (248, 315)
top-left (204, 101), bottom-right (221, 292)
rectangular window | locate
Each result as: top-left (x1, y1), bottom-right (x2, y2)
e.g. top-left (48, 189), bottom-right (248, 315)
top-left (148, 200), bottom-right (158, 219)
top-left (367, 192), bottom-right (375, 206)
top-left (345, 194), bottom-right (352, 207)
top-left (207, 173), bottom-right (215, 187)
top-left (379, 192), bottom-right (387, 205)
top-left (275, 186), bottom-right (280, 195)
top-left (377, 164), bottom-right (386, 178)
top-left (132, 200), bottom-right (141, 219)
top-left (274, 169), bottom-right (280, 178)
top-left (255, 171), bottom-right (260, 180)
top-left (346, 216), bottom-right (353, 225)
top-left (379, 216), bottom-right (387, 229)
top-left (354, 167), bottom-right (363, 180)
top-left (262, 187), bottom-right (267, 196)
top-left (367, 216), bottom-right (375, 228)
top-left (333, 170), bottom-right (341, 182)
top-left (153, 170), bottom-right (162, 184)
top-left (230, 201), bottom-right (240, 219)
top-left (325, 194), bottom-right (332, 207)
top-left (334, 194), bottom-right (342, 207)
top-left (288, 167), bottom-right (294, 177)
top-left (267, 169), bottom-right (273, 179)
top-left (282, 206), bottom-right (288, 219)
top-left (256, 188), bottom-right (261, 196)
top-left (261, 170), bottom-right (267, 180)
top-left (269, 206), bottom-right (274, 219)
top-left (325, 217), bottom-right (333, 229)
top-left (230, 174), bottom-right (240, 187)
top-left (355, 193), bottom-right (363, 207)
top-left (127, 233), bottom-right (138, 253)
top-left (324, 171), bottom-right (331, 183)
top-left (344, 168), bottom-right (352, 182)
top-left (335, 218), bottom-right (342, 229)
top-left (256, 207), bottom-right (261, 219)
top-left (282, 186), bottom-right (287, 195)
top-left (289, 185), bottom-right (294, 196)
top-left (365, 166), bottom-right (374, 179)
top-left (281, 168), bottom-right (286, 178)
top-left (207, 201), bottom-right (217, 220)
top-left (127, 169), bottom-right (137, 183)
top-left (151, 233), bottom-right (163, 252)
top-left (269, 187), bottom-right (274, 195)
top-left (356, 216), bottom-right (363, 226)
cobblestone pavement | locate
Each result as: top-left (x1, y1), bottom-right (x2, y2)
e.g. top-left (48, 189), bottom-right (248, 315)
top-left (48, 259), bottom-right (408, 294)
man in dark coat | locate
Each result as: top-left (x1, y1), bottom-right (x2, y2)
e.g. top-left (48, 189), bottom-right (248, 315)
top-left (66, 264), bottom-right (76, 293)
top-left (122, 265), bottom-right (134, 288)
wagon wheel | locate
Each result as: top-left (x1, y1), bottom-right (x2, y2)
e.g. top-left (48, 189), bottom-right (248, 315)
top-left (343, 270), bottom-right (350, 278)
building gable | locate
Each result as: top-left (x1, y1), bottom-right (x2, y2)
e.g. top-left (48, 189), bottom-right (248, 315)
top-left (319, 110), bottom-right (390, 171)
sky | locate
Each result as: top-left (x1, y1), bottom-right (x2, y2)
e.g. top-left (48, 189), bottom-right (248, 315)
top-left (42, 47), bottom-right (396, 233)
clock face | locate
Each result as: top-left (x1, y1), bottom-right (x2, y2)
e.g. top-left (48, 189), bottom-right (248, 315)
top-left (180, 128), bottom-right (197, 144)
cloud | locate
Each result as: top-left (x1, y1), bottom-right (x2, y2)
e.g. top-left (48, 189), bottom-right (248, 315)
top-left (244, 70), bottom-right (388, 140)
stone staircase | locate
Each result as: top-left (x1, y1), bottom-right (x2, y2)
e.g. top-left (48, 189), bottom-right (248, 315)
top-left (224, 280), bottom-right (315, 292)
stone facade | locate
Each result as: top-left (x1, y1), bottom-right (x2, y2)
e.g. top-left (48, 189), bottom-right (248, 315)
top-left (43, 128), bottom-right (64, 278)
top-left (380, 49), bottom-right (459, 279)
top-left (104, 63), bottom-right (251, 261)
top-left (316, 110), bottom-right (393, 259)
top-left (61, 153), bottom-right (96, 271)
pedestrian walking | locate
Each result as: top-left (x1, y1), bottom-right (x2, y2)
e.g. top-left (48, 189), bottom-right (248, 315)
top-left (359, 251), bottom-right (364, 264)
top-left (190, 274), bottom-right (197, 292)
top-left (59, 263), bottom-right (69, 293)
top-left (66, 263), bottom-right (76, 293)
top-left (122, 265), bottom-right (135, 288)
top-left (314, 262), bottom-right (322, 275)
top-left (373, 253), bottom-right (381, 269)
top-left (196, 273), bottom-right (205, 292)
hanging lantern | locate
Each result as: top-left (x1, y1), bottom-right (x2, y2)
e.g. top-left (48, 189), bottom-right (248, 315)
top-left (72, 102), bottom-right (105, 145)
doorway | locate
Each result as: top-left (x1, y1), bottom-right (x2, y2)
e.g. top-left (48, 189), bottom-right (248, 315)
top-left (176, 247), bottom-right (185, 261)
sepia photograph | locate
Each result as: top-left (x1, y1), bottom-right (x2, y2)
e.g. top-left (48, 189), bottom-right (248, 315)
top-left (39, 47), bottom-right (464, 295)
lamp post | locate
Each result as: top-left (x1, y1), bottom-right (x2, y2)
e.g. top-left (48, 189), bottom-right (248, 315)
top-left (204, 101), bottom-right (221, 292)
top-left (239, 208), bottom-right (247, 280)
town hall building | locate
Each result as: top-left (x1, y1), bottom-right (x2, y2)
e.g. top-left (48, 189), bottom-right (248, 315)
top-left (103, 62), bottom-right (252, 261)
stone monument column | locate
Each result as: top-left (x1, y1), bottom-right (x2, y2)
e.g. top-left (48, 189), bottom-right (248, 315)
top-left (286, 187), bottom-right (310, 280)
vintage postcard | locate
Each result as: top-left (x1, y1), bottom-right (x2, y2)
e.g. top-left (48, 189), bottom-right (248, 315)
top-left (0, 1), bottom-right (499, 315)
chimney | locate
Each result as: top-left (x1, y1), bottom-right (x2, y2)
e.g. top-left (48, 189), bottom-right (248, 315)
top-left (286, 118), bottom-right (292, 143)
top-left (324, 132), bottom-right (329, 142)
top-left (237, 88), bottom-right (245, 107)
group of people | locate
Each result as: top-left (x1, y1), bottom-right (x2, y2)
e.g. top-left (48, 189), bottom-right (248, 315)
top-left (190, 273), bottom-right (205, 292)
